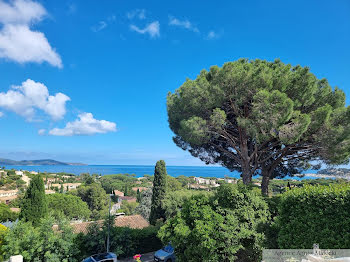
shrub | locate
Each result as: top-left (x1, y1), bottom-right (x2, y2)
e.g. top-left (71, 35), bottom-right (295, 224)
top-left (76, 224), bottom-right (162, 259)
top-left (0, 203), bottom-right (18, 222)
top-left (158, 183), bottom-right (270, 262)
top-left (277, 184), bottom-right (350, 248)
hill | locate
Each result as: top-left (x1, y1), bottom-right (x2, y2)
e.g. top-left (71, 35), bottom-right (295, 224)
top-left (0, 158), bottom-right (86, 166)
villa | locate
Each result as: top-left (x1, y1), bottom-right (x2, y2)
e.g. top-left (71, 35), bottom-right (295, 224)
top-left (0, 190), bottom-right (18, 204)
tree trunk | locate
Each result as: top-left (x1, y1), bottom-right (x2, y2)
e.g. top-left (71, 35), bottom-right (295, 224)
top-left (261, 168), bottom-right (271, 196)
top-left (242, 162), bottom-right (252, 184)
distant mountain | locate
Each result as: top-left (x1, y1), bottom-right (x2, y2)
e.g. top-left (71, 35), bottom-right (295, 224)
top-left (0, 158), bottom-right (86, 166)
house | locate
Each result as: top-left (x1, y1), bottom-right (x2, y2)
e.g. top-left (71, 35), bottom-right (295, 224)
top-left (113, 190), bottom-right (124, 197)
top-left (190, 184), bottom-right (210, 190)
top-left (15, 170), bottom-right (24, 176)
top-left (57, 215), bottom-right (150, 234)
top-left (30, 171), bottom-right (38, 175)
top-left (194, 177), bottom-right (211, 185)
top-left (51, 183), bottom-right (81, 191)
top-left (225, 178), bottom-right (236, 184)
top-left (0, 190), bottom-right (18, 204)
top-left (45, 190), bottom-right (56, 194)
top-left (131, 187), bottom-right (148, 192)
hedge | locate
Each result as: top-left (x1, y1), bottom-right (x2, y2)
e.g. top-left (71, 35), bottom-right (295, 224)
top-left (76, 225), bottom-right (162, 259)
top-left (277, 184), bottom-right (350, 249)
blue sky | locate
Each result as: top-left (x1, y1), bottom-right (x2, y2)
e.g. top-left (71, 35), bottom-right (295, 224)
top-left (0, 0), bottom-right (349, 165)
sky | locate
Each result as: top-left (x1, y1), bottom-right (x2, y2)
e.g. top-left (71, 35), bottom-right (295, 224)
top-left (0, 0), bottom-right (349, 165)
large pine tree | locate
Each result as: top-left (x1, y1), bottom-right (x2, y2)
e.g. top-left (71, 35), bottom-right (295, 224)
top-left (149, 160), bottom-right (167, 225)
top-left (20, 175), bottom-right (48, 226)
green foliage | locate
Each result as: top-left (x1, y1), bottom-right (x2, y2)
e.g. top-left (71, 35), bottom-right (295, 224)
top-left (161, 190), bottom-right (211, 219)
top-left (47, 193), bottom-right (91, 220)
top-left (0, 224), bottom-right (8, 259)
top-left (119, 200), bottom-right (139, 215)
top-left (167, 58), bottom-right (350, 190)
top-left (69, 183), bottom-right (108, 220)
top-left (2, 216), bottom-right (78, 262)
top-left (277, 184), bottom-right (350, 249)
top-left (166, 175), bottom-right (183, 191)
top-left (0, 203), bottom-right (18, 222)
top-left (135, 189), bottom-right (152, 221)
top-left (149, 160), bottom-right (167, 225)
top-left (20, 175), bottom-right (48, 226)
top-left (100, 174), bottom-right (137, 194)
top-left (158, 183), bottom-right (270, 262)
top-left (76, 224), bottom-right (162, 259)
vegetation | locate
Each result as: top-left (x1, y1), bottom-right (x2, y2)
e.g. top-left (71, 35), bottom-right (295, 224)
top-left (161, 190), bottom-right (211, 219)
top-left (47, 193), bottom-right (91, 220)
top-left (1, 216), bottom-right (78, 262)
top-left (149, 160), bottom-right (168, 225)
top-left (135, 189), bottom-right (152, 221)
top-left (277, 184), bottom-right (350, 248)
top-left (119, 200), bottom-right (139, 216)
top-left (167, 59), bottom-right (350, 194)
top-left (0, 203), bottom-right (18, 222)
top-left (158, 183), bottom-right (270, 261)
top-left (76, 223), bottom-right (162, 259)
top-left (69, 183), bottom-right (109, 220)
top-left (20, 175), bottom-right (48, 226)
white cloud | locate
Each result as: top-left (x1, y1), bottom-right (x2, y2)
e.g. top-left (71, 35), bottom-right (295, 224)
top-left (130, 21), bottom-right (160, 38)
top-left (207, 30), bottom-right (220, 40)
top-left (0, 0), bottom-right (62, 68)
top-left (0, 79), bottom-right (70, 121)
top-left (0, 0), bottom-right (46, 24)
top-left (49, 113), bottom-right (117, 136)
top-left (0, 112), bottom-right (4, 117)
top-left (38, 129), bottom-right (46, 135)
top-left (0, 24), bottom-right (63, 67)
top-left (169, 16), bottom-right (199, 33)
top-left (127, 9), bottom-right (146, 20)
top-left (91, 21), bottom-right (107, 32)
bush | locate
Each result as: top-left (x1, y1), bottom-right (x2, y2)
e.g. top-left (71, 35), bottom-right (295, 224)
top-left (158, 183), bottom-right (270, 262)
top-left (277, 184), bottom-right (350, 248)
top-left (0, 203), bottom-right (18, 222)
top-left (76, 224), bottom-right (162, 259)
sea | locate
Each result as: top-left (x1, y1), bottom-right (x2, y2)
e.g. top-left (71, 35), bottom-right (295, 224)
top-left (3, 165), bottom-right (320, 180)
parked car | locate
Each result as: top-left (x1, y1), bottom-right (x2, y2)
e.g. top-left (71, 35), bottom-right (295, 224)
top-left (82, 252), bottom-right (118, 262)
top-left (154, 244), bottom-right (175, 262)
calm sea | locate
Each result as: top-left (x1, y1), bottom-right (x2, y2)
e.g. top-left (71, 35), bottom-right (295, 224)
top-left (4, 165), bottom-right (319, 180)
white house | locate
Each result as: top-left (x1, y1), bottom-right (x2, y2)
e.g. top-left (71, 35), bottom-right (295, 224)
top-left (15, 170), bottom-right (24, 176)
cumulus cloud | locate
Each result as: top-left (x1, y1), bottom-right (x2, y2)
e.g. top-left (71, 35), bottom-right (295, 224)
top-left (127, 9), bottom-right (146, 20)
top-left (0, 79), bottom-right (70, 121)
top-left (130, 21), bottom-right (160, 38)
top-left (0, 0), bottom-right (62, 67)
top-left (0, 0), bottom-right (46, 24)
top-left (0, 24), bottom-right (63, 67)
top-left (169, 16), bottom-right (199, 33)
top-left (49, 113), bottom-right (117, 136)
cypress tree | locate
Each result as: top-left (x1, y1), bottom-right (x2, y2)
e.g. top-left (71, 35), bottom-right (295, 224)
top-left (136, 189), bottom-right (141, 203)
top-left (149, 160), bottom-right (167, 225)
top-left (124, 184), bottom-right (129, 196)
top-left (20, 175), bottom-right (48, 226)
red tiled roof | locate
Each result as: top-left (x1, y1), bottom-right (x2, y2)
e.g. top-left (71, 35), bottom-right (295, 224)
top-left (119, 196), bottom-right (137, 202)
